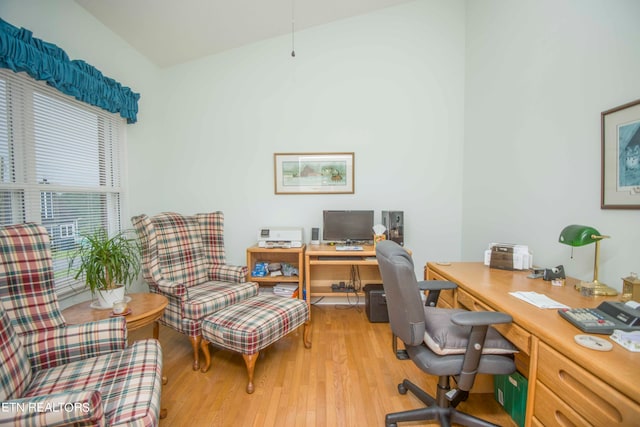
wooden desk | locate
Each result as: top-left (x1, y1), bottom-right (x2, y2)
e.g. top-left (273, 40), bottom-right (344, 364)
top-left (304, 244), bottom-right (382, 304)
top-left (62, 293), bottom-right (168, 339)
top-left (425, 262), bottom-right (640, 426)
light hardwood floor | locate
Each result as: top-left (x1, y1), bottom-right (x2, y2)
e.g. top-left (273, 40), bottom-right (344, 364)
top-left (129, 304), bottom-right (516, 427)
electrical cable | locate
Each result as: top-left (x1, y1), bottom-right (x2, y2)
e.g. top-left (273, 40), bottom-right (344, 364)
top-left (291, 0), bottom-right (296, 57)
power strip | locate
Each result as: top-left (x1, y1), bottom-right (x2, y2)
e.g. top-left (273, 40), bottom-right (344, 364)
top-left (331, 283), bottom-right (355, 293)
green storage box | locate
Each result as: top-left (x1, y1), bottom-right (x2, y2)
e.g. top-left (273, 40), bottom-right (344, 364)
top-left (494, 371), bottom-right (527, 427)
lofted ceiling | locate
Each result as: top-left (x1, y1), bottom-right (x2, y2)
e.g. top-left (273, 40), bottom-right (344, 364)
top-left (75, 0), bottom-right (416, 68)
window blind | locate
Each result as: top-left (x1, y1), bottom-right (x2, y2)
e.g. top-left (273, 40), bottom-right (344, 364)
top-left (0, 68), bottom-right (126, 296)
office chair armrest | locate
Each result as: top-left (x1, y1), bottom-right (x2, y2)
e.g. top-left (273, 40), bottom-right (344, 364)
top-left (418, 280), bottom-right (457, 307)
top-left (450, 311), bottom-right (514, 396)
top-left (450, 311), bottom-right (512, 327)
top-left (417, 280), bottom-right (457, 291)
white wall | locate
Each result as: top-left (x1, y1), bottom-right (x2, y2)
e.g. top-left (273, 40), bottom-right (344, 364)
top-left (0, 0), bottom-right (162, 303)
top-left (4, 0), bottom-right (638, 294)
top-left (0, 0), bottom-right (162, 219)
top-left (129, 0), bottom-right (466, 273)
top-left (463, 0), bottom-right (640, 289)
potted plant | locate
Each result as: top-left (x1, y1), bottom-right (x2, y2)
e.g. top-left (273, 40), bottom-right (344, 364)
top-left (69, 228), bottom-right (142, 308)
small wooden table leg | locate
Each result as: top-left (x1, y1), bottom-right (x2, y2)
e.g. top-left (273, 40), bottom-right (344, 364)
top-left (153, 320), bottom-right (160, 340)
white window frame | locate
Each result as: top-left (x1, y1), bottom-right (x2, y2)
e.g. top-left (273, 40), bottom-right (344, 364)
top-left (0, 69), bottom-right (129, 297)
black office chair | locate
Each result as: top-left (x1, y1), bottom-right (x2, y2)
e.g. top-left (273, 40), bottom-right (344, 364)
top-left (375, 241), bottom-right (517, 427)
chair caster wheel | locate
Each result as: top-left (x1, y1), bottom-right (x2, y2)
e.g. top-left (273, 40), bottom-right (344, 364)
top-left (398, 383), bottom-right (407, 394)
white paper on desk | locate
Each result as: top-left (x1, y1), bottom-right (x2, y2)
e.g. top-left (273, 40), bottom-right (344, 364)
top-left (509, 291), bottom-right (569, 309)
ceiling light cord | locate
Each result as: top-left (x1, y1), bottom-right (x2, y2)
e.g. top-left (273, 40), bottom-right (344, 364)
top-left (291, 0), bottom-right (296, 57)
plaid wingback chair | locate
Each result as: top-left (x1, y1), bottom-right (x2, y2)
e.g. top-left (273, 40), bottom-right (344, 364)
top-left (0, 303), bottom-right (163, 426)
top-left (0, 223), bottom-right (128, 371)
top-left (131, 212), bottom-right (258, 370)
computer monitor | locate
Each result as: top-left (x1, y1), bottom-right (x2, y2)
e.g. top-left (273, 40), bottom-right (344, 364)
top-left (322, 210), bottom-right (374, 243)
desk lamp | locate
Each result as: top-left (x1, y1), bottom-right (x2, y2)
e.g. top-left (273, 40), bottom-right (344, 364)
top-left (558, 224), bottom-right (618, 296)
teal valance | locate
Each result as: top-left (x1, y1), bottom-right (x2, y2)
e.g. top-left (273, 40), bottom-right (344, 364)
top-left (0, 18), bottom-right (140, 124)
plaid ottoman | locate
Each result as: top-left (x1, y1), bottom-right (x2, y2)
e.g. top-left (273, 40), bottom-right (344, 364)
top-left (200, 295), bottom-right (311, 393)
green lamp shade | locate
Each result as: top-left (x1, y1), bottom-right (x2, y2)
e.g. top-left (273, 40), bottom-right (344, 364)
top-left (558, 224), bottom-right (601, 247)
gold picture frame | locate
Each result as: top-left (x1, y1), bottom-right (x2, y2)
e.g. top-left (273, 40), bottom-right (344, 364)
top-left (601, 98), bottom-right (640, 209)
top-left (274, 152), bottom-right (354, 194)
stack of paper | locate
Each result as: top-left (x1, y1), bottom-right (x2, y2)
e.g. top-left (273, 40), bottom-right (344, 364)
top-left (509, 291), bottom-right (569, 309)
top-left (611, 330), bottom-right (640, 352)
top-left (273, 283), bottom-right (299, 298)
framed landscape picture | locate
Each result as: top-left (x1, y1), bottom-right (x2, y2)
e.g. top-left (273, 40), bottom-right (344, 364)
top-left (274, 152), bottom-right (354, 194)
top-left (601, 99), bottom-right (640, 209)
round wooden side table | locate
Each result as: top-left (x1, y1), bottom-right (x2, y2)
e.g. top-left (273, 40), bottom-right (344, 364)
top-left (62, 292), bottom-right (168, 339)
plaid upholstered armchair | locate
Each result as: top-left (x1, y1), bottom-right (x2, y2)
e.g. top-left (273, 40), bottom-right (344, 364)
top-left (131, 212), bottom-right (258, 370)
top-left (0, 223), bottom-right (128, 370)
top-left (0, 223), bottom-right (163, 426)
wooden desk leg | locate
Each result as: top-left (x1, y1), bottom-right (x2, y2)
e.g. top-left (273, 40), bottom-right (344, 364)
top-left (153, 320), bottom-right (160, 340)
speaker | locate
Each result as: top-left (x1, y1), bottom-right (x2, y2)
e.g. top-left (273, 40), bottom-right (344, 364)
top-left (311, 227), bottom-right (320, 245)
top-left (381, 211), bottom-right (404, 246)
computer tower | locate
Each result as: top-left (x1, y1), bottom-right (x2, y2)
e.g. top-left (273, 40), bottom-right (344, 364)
top-left (381, 211), bottom-right (404, 246)
top-left (364, 284), bottom-right (389, 323)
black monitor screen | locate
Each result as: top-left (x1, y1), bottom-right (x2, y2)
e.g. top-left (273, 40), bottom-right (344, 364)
top-left (322, 210), bottom-right (374, 243)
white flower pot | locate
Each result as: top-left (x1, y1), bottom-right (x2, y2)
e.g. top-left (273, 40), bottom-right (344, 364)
top-left (96, 286), bottom-right (126, 309)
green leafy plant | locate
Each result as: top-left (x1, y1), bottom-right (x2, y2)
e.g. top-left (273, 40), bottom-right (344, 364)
top-left (69, 228), bottom-right (141, 295)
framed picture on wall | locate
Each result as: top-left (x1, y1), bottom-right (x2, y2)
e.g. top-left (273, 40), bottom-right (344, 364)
top-left (601, 98), bottom-right (640, 209)
top-left (274, 152), bottom-right (354, 194)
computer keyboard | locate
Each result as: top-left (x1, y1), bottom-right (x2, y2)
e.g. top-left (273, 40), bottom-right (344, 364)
top-left (335, 245), bottom-right (363, 251)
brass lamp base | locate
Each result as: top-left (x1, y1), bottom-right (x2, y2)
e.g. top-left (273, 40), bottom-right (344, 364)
top-left (575, 280), bottom-right (618, 296)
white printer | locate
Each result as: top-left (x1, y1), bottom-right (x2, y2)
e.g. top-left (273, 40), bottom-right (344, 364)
top-left (257, 227), bottom-right (303, 248)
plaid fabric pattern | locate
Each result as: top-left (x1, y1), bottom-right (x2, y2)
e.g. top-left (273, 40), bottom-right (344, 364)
top-left (152, 213), bottom-right (210, 287)
top-left (132, 212), bottom-right (256, 341)
top-left (131, 215), bottom-right (163, 289)
top-left (22, 317), bottom-right (127, 372)
top-left (210, 264), bottom-right (248, 283)
top-left (1, 304), bottom-right (162, 427)
top-left (0, 223), bottom-right (65, 335)
top-left (183, 281), bottom-right (258, 321)
top-left (195, 212), bottom-right (226, 265)
top-left (201, 295), bottom-right (309, 355)
top-left (0, 223), bottom-right (128, 370)
top-left (23, 339), bottom-right (162, 427)
top-left (154, 281), bottom-right (257, 337)
top-left (0, 306), bottom-right (32, 401)
top-left (0, 390), bottom-right (104, 426)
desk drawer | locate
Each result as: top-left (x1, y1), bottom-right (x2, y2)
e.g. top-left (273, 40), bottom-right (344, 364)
top-left (537, 342), bottom-right (640, 425)
top-left (533, 381), bottom-right (590, 426)
top-left (437, 289), bottom-right (454, 308)
top-left (425, 266), bottom-right (447, 282)
top-left (457, 289), bottom-right (531, 355)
